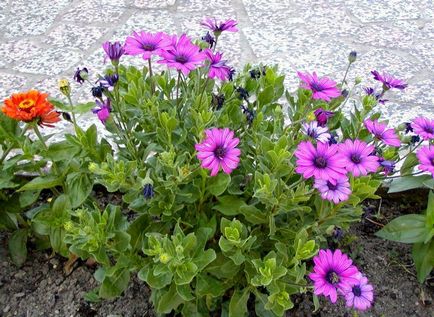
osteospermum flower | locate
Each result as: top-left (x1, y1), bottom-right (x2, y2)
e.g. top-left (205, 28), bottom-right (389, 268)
top-left (102, 41), bottom-right (125, 63)
top-left (371, 70), bottom-right (407, 90)
top-left (412, 117), bottom-right (434, 140)
top-left (92, 99), bottom-right (111, 124)
top-left (309, 249), bottom-right (360, 303)
top-left (195, 128), bottom-right (240, 176)
top-left (200, 17), bottom-right (238, 35)
top-left (124, 31), bottom-right (171, 60)
top-left (302, 121), bottom-right (331, 143)
top-left (295, 141), bottom-right (347, 182)
top-left (314, 108), bottom-right (334, 126)
top-left (339, 139), bottom-right (379, 177)
top-left (340, 274), bottom-right (374, 311)
top-left (158, 34), bottom-right (205, 75)
top-left (314, 177), bottom-right (351, 204)
top-left (416, 145), bottom-right (434, 177)
top-left (364, 119), bottom-right (401, 147)
top-left (297, 71), bottom-right (341, 102)
top-left (204, 49), bottom-right (232, 81)
top-left (99, 74), bottom-right (119, 92)
top-left (2, 90), bottom-right (61, 128)
top-left (378, 158), bottom-right (395, 175)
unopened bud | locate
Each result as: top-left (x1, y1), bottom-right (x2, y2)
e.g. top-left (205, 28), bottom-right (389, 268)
top-left (58, 79), bottom-right (71, 97)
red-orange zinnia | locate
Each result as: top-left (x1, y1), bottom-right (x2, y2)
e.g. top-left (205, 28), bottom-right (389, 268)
top-left (2, 90), bottom-right (61, 127)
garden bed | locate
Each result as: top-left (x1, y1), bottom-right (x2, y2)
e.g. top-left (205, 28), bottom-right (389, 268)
top-left (1, 191), bottom-right (432, 317)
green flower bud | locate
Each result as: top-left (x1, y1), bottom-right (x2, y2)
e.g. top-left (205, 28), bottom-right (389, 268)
top-left (58, 79), bottom-right (71, 97)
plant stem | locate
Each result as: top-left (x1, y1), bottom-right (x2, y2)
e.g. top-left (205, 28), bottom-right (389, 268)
top-left (66, 95), bottom-right (79, 130)
top-left (148, 59), bottom-right (155, 94)
top-left (176, 71), bottom-right (181, 111)
top-left (341, 62), bottom-right (352, 86)
top-left (198, 75), bottom-right (210, 107)
top-left (33, 124), bottom-right (62, 180)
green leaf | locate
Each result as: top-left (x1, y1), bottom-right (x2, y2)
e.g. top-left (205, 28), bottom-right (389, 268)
top-left (155, 284), bottom-right (184, 314)
top-left (229, 288), bottom-right (250, 317)
top-left (47, 141), bottom-right (80, 162)
top-left (400, 153), bottom-right (418, 175)
top-left (239, 204), bottom-right (268, 224)
top-left (66, 172), bottom-right (93, 208)
top-left (426, 190), bottom-right (434, 227)
top-left (18, 175), bottom-right (63, 191)
top-left (176, 284), bottom-right (195, 301)
top-left (208, 173), bottom-right (231, 196)
top-left (258, 86), bottom-right (274, 106)
top-left (194, 249), bottom-right (216, 271)
top-left (376, 214), bottom-right (430, 243)
top-left (388, 175), bottom-right (432, 193)
top-left (196, 273), bottom-right (226, 297)
top-left (8, 229), bottom-right (28, 267)
top-left (99, 269), bottom-right (130, 299)
top-left (412, 240), bottom-right (434, 283)
top-left (213, 196), bottom-right (246, 216)
top-left (19, 190), bottom-right (41, 208)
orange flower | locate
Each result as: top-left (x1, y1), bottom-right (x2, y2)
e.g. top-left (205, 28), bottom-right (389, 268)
top-left (2, 90), bottom-right (61, 127)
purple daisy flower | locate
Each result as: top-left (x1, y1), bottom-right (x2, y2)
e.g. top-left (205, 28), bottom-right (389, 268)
top-left (314, 177), bottom-right (351, 204)
top-left (158, 34), bottom-right (205, 76)
top-left (363, 87), bottom-right (388, 104)
top-left (124, 31), bottom-right (171, 60)
top-left (205, 49), bottom-right (232, 81)
top-left (416, 145), bottom-right (434, 177)
top-left (302, 121), bottom-right (331, 143)
top-left (294, 141), bottom-right (347, 182)
top-left (378, 158), bottom-right (395, 175)
top-left (98, 74), bottom-right (119, 92)
top-left (309, 249), bottom-right (360, 303)
top-left (339, 139), bottom-right (379, 177)
top-left (314, 108), bottom-right (334, 126)
top-left (297, 71), bottom-right (341, 102)
top-left (102, 41), bottom-right (125, 64)
top-left (371, 70), bottom-right (407, 90)
top-left (340, 274), bottom-right (374, 311)
top-left (364, 119), bottom-right (401, 147)
top-left (195, 128), bottom-right (241, 176)
top-left (92, 99), bottom-right (111, 124)
top-left (412, 117), bottom-right (434, 140)
top-left (200, 17), bottom-right (238, 35)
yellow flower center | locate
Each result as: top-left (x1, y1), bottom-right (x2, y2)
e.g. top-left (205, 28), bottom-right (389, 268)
top-left (18, 99), bottom-right (35, 109)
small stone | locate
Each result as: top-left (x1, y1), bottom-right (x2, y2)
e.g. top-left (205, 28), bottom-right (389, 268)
top-left (14, 292), bottom-right (25, 298)
top-left (3, 305), bottom-right (10, 313)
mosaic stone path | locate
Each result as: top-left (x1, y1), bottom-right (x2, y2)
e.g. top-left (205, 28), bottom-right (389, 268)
top-left (0, 0), bottom-right (433, 135)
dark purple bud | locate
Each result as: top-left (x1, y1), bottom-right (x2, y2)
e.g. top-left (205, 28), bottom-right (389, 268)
top-left (410, 135), bottom-right (420, 144)
top-left (228, 67), bottom-right (236, 81)
top-left (201, 32), bottom-right (216, 49)
top-left (61, 111), bottom-right (72, 122)
top-left (73, 67), bottom-right (88, 84)
top-left (341, 89), bottom-right (349, 98)
top-left (348, 51), bottom-right (357, 64)
top-left (249, 69), bottom-right (261, 79)
top-left (236, 87), bottom-right (249, 101)
top-left (404, 122), bottom-right (413, 134)
top-left (241, 105), bottom-right (255, 125)
top-left (143, 183), bottom-right (154, 199)
top-left (364, 87), bottom-right (375, 96)
top-left (332, 227), bottom-right (344, 241)
top-left (314, 108), bottom-right (334, 127)
top-left (328, 132), bottom-right (338, 145)
top-left (91, 85), bottom-right (104, 98)
top-left (211, 93), bottom-right (225, 110)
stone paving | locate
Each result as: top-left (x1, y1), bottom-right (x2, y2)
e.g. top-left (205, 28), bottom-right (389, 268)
top-left (0, 0), bottom-right (433, 134)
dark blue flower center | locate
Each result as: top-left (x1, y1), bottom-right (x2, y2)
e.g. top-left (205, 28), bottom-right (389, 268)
top-left (351, 153), bottom-right (361, 164)
top-left (311, 82), bottom-right (324, 92)
top-left (327, 181), bottom-right (337, 190)
top-left (326, 271), bottom-right (340, 284)
top-left (175, 55), bottom-right (188, 63)
top-left (143, 44), bottom-right (155, 51)
top-left (431, 158), bottom-right (434, 166)
top-left (214, 146), bottom-right (226, 159)
top-left (314, 156), bottom-right (327, 168)
top-left (424, 126), bottom-right (434, 134)
top-left (352, 285), bottom-right (362, 297)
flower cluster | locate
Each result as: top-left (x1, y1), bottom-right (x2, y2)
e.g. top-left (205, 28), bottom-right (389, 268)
top-left (309, 249), bottom-right (374, 311)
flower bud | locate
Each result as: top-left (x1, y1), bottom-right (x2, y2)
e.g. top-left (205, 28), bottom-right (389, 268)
top-left (159, 253), bottom-right (171, 264)
top-left (348, 51), bottom-right (357, 64)
top-left (58, 79), bottom-right (71, 97)
top-left (143, 183), bottom-right (154, 199)
top-left (73, 67), bottom-right (89, 84)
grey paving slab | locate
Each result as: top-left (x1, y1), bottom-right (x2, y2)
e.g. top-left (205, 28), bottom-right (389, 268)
top-left (0, 0), bottom-right (432, 134)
